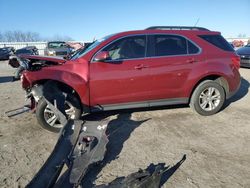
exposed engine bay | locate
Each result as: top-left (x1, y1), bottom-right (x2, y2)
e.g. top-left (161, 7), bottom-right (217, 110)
top-left (9, 55), bottom-right (64, 71)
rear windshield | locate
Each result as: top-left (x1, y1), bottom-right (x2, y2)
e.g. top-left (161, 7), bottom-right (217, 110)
top-left (199, 35), bottom-right (234, 52)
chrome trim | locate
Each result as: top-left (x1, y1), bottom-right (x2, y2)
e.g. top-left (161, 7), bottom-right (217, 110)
top-left (91, 33), bottom-right (202, 63)
top-left (91, 98), bottom-right (189, 112)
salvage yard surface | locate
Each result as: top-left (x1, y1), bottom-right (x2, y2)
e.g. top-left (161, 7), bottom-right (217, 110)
top-left (0, 61), bottom-right (249, 188)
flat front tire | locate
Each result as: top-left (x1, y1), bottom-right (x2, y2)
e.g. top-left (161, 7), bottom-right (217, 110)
top-left (190, 80), bottom-right (226, 116)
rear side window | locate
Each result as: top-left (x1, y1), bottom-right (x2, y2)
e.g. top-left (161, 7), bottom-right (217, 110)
top-left (188, 41), bottom-right (200, 54)
top-left (199, 35), bottom-right (234, 52)
top-left (153, 35), bottom-right (187, 56)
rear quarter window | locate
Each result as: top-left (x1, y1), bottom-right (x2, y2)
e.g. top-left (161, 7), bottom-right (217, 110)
top-left (187, 41), bottom-right (200, 54)
top-left (199, 35), bottom-right (234, 52)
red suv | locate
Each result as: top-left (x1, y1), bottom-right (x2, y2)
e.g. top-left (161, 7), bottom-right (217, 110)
top-left (20, 26), bottom-right (241, 132)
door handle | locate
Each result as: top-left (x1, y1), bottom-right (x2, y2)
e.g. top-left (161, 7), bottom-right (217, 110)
top-left (134, 64), bottom-right (149, 70)
top-left (186, 58), bottom-right (198, 63)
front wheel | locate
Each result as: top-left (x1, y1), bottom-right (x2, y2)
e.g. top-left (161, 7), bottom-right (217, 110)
top-left (36, 94), bottom-right (82, 133)
top-left (190, 80), bottom-right (226, 116)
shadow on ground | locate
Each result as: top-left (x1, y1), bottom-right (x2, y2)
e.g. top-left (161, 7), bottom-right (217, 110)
top-left (223, 77), bottom-right (250, 109)
top-left (0, 76), bottom-right (13, 84)
top-left (81, 112), bottom-right (149, 187)
top-left (80, 112), bottom-right (186, 187)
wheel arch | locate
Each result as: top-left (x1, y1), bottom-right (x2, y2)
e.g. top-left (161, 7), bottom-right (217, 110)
top-left (188, 75), bottom-right (229, 103)
top-left (33, 79), bottom-right (89, 113)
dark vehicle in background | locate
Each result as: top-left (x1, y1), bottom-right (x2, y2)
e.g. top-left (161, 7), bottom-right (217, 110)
top-left (44, 41), bottom-right (72, 57)
top-left (236, 44), bottom-right (250, 68)
top-left (0, 47), bottom-right (15, 60)
top-left (15, 46), bottom-right (39, 56)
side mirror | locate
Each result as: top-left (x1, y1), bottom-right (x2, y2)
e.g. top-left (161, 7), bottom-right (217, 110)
top-left (93, 51), bottom-right (110, 62)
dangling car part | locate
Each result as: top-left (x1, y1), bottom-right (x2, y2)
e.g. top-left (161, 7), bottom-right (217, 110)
top-left (9, 55), bottom-right (29, 80)
top-left (27, 89), bottom-right (186, 188)
top-left (5, 105), bottom-right (31, 118)
top-left (96, 154), bottom-right (186, 188)
top-left (8, 54), bottom-right (82, 132)
top-left (27, 88), bottom-right (109, 188)
top-left (28, 81), bottom-right (82, 132)
top-left (96, 164), bottom-right (166, 188)
top-left (27, 118), bottom-right (110, 188)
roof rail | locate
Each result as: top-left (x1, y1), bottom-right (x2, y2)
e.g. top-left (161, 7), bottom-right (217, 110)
top-left (145, 26), bottom-right (210, 31)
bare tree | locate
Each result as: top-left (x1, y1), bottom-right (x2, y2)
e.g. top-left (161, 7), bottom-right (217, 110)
top-left (4, 31), bottom-right (15, 42)
top-left (0, 31), bottom-right (3, 42)
top-left (0, 30), bottom-right (74, 42)
top-left (1, 30), bottom-right (41, 42)
top-left (237, 33), bottom-right (247, 38)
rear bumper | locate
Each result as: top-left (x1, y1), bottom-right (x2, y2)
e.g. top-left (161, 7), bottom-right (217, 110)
top-left (227, 78), bottom-right (241, 99)
top-left (240, 59), bottom-right (250, 68)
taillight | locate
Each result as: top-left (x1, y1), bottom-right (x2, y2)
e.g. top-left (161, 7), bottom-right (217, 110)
top-left (231, 55), bottom-right (240, 69)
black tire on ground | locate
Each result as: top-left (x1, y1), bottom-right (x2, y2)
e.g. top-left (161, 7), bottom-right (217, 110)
top-left (190, 80), bottom-right (226, 116)
top-left (36, 94), bottom-right (82, 133)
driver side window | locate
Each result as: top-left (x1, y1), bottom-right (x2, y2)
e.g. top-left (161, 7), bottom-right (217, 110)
top-left (102, 35), bottom-right (146, 60)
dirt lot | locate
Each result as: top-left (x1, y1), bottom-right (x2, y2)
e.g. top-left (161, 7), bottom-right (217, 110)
top-left (0, 61), bottom-right (249, 188)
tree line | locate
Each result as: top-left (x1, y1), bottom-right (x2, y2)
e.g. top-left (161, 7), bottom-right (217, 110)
top-left (0, 30), bottom-right (73, 42)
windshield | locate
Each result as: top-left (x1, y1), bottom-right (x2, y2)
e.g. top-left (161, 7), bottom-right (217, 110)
top-left (48, 42), bottom-right (67, 48)
top-left (70, 34), bottom-right (115, 60)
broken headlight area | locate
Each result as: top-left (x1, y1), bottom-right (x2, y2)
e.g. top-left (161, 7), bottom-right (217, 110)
top-left (26, 85), bottom-right (44, 103)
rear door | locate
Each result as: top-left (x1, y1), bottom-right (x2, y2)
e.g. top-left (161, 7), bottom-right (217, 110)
top-left (145, 34), bottom-right (202, 100)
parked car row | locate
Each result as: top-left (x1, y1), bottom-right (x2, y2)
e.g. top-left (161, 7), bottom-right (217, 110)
top-left (0, 46), bottom-right (38, 60)
top-left (0, 41), bottom-right (84, 61)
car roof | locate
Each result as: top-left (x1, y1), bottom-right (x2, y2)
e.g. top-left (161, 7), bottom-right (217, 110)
top-left (111, 28), bottom-right (220, 38)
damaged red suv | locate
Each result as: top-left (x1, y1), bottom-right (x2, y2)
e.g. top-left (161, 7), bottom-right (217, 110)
top-left (20, 26), bottom-right (241, 132)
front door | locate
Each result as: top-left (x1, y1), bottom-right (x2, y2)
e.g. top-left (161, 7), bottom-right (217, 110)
top-left (89, 35), bottom-right (152, 109)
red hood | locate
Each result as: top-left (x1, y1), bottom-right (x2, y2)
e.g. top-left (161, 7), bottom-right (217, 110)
top-left (18, 54), bottom-right (66, 63)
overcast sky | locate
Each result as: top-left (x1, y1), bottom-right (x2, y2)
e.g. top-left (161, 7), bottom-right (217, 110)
top-left (0, 0), bottom-right (249, 41)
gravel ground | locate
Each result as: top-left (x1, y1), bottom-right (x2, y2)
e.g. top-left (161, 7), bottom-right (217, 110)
top-left (0, 61), bottom-right (249, 188)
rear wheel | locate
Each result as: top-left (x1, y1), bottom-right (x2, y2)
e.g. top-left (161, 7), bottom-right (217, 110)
top-left (36, 94), bottom-right (82, 133)
top-left (190, 80), bottom-right (225, 116)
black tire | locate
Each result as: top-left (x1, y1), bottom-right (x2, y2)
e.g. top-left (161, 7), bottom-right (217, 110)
top-left (36, 94), bottom-right (82, 133)
top-left (190, 80), bottom-right (226, 116)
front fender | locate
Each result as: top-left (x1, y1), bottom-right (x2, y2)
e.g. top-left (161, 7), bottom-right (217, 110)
top-left (22, 63), bottom-right (89, 105)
